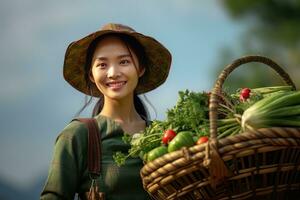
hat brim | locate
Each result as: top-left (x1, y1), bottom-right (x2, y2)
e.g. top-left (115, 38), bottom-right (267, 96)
top-left (63, 29), bottom-right (172, 97)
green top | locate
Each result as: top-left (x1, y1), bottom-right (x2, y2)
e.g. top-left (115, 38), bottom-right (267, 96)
top-left (40, 115), bottom-right (151, 200)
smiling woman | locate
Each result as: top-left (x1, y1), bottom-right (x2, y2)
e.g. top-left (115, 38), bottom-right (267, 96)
top-left (89, 35), bottom-right (146, 110)
top-left (40, 23), bottom-right (172, 200)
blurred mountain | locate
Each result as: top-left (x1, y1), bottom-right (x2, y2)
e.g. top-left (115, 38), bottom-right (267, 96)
top-left (0, 179), bottom-right (29, 200)
top-left (0, 173), bottom-right (47, 200)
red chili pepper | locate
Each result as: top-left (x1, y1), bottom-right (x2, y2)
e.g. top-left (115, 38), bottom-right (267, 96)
top-left (162, 129), bottom-right (177, 145)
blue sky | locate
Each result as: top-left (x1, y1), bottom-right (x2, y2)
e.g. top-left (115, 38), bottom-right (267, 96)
top-left (0, 0), bottom-right (245, 190)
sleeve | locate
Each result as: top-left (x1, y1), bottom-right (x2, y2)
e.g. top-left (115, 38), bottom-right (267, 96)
top-left (40, 121), bottom-right (88, 200)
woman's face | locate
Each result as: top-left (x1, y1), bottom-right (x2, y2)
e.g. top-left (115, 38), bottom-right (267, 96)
top-left (89, 36), bottom-right (145, 101)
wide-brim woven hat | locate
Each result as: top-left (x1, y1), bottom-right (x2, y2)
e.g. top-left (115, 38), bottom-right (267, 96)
top-left (63, 23), bottom-right (172, 97)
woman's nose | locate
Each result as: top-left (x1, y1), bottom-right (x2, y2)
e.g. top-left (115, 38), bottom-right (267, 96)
top-left (107, 66), bottom-right (121, 79)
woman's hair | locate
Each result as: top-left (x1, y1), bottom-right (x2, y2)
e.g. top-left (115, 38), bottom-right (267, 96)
top-left (75, 33), bottom-right (150, 121)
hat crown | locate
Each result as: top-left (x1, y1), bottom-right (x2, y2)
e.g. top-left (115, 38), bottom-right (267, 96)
top-left (101, 23), bottom-right (135, 33)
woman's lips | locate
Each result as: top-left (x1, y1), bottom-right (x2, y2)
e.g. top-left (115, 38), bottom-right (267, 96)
top-left (106, 81), bottom-right (127, 89)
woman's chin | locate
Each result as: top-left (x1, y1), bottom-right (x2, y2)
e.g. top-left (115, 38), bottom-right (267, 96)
top-left (104, 90), bottom-right (132, 101)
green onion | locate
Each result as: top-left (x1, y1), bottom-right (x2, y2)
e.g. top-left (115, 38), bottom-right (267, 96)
top-left (267, 105), bottom-right (300, 118)
top-left (251, 85), bottom-right (293, 94)
top-left (217, 125), bottom-right (240, 139)
top-left (242, 91), bottom-right (300, 131)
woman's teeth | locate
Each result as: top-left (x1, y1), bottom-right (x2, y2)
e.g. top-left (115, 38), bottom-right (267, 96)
top-left (107, 81), bottom-right (126, 88)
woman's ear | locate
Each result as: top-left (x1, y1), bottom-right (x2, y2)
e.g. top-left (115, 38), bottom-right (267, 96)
top-left (139, 67), bottom-right (146, 78)
top-left (89, 70), bottom-right (95, 83)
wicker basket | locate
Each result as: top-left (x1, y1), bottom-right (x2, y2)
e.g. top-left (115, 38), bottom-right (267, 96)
top-left (140, 55), bottom-right (300, 200)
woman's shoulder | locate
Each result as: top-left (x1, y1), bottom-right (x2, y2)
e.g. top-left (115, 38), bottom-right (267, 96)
top-left (55, 119), bottom-right (89, 143)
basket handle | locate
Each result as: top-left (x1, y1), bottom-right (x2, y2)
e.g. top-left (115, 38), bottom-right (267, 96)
top-left (209, 55), bottom-right (296, 142)
top-left (204, 55), bottom-right (296, 187)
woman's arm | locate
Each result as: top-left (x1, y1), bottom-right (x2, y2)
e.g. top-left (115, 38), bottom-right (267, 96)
top-left (40, 121), bottom-right (87, 200)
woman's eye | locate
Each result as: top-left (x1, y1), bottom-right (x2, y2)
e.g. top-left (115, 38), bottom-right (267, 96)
top-left (120, 59), bottom-right (130, 65)
top-left (97, 63), bottom-right (107, 68)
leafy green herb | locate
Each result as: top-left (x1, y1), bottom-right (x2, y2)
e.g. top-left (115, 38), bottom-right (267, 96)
top-left (166, 90), bottom-right (210, 135)
top-left (113, 120), bottom-right (166, 166)
top-left (113, 90), bottom-right (211, 166)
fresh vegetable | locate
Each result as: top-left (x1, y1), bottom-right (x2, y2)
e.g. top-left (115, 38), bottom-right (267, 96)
top-left (240, 88), bottom-right (251, 101)
top-left (267, 105), bottom-right (300, 117)
top-left (166, 90), bottom-right (210, 135)
top-left (242, 90), bottom-right (300, 131)
top-left (251, 86), bottom-right (293, 97)
top-left (196, 136), bottom-right (209, 145)
top-left (113, 90), bottom-right (211, 166)
top-left (230, 86), bottom-right (292, 111)
top-left (113, 86), bottom-right (298, 166)
top-left (193, 136), bottom-right (199, 143)
top-left (232, 86), bottom-right (293, 99)
top-left (216, 86), bottom-right (293, 138)
top-left (168, 131), bottom-right (195, 152)
top-left (113, 120), bottom-right (166, 166)
top-left (147, 146), bottom-right (168, 162)
top-left (179, 130), bottom-right (196, 137)
top-left (162, 129), bottom-right (177, 144)
top-left (217, 125), bottom-right (240, 139)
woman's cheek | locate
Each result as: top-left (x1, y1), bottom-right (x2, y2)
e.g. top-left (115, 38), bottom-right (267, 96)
top-left (91, 72), bottom-right (105, 90)
top-left (93, 69), bottom-right (105, 83)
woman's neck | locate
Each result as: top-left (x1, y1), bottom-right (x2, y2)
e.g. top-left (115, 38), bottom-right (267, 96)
top-left (100, 95), bottom-right (142, 124)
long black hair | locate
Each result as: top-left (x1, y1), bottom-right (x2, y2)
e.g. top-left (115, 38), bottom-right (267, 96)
top-left (75, 33), bottom-right (150, 121)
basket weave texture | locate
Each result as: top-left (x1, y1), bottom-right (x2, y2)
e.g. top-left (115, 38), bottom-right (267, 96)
top-left (140, 56), bottom-right (300, 200)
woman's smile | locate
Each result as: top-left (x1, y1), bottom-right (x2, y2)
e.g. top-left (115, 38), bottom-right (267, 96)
top-left (89, 35), bottom-right (144, 100)
top-left (106, 81), bottom-right (127, 90)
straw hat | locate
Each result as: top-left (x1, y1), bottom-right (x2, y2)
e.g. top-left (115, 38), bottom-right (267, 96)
top-left (63, 23), bottom-right (172, 97)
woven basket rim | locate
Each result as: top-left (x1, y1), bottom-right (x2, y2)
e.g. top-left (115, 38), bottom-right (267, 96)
top-left (141, 127), bottom-right (300, 176)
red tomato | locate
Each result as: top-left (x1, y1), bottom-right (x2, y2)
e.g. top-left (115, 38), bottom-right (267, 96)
top-left (196, 136), bottom-right (209, 145)
top-left (162, 129), bottom-right (177, 145)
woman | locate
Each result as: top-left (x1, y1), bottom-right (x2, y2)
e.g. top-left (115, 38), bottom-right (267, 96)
top-left (40, 23), bottom-right (172, 200)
